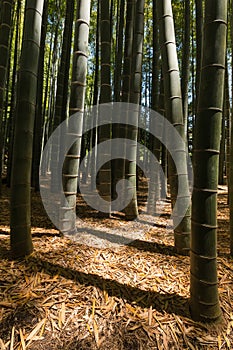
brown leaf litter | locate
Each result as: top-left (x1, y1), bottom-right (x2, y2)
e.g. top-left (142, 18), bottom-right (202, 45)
top-left (0, 181), bottom-right (233, 349)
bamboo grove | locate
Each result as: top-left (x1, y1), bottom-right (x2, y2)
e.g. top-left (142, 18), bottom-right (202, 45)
top-left (0, 0), bottom-right (232, 323)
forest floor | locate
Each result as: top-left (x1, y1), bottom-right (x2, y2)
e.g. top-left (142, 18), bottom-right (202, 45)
top-left (0, 179), bottom-right (233, 349)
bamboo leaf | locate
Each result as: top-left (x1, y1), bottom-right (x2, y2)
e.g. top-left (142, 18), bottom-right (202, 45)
top-left (19, 329), bottom-right (26, 350)
top-left (10, 326), bottom-right (15, 350)
top-left (26, 319), bottom-right (46, 342)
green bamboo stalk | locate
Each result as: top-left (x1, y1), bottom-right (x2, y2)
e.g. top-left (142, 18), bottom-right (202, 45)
top-left (6, 0), bottom-right (21, 187)
top-left (114, 0), bottom-right (125, 102)
top-left (195, 0), bottom-right (203, 116)
top-left (50, 0), bottom-right (74, 192)
top-left (124, 0), bottom-right (145, 220)
top-left (0, 0), bottom-right (14, 195)
top-left (98, 0), bottom-right (112, 212)
top-left (122, 0), bottom-right (136, 103)
top-left (230, 0), bottom-right (233, 256)
top-left (10, 0), bottom-right (44, 257)
top-left (190, 0), bottom-right (227, 322)
top-left (147, 0), bottom-right (161, 215)
top-left (181, 0), bottom-right (190, 135)
top-left (32, 0), bottom-right (47, 191)
top-left (60, 0), bottom-right (91, 234)
top-left (157, 0), bottom-right (191, 255)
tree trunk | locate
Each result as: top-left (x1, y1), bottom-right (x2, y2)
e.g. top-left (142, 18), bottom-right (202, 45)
top-left (6, 0), bottom-right (22, 187)
top-left (230, 85), bottom-right (233, 255)
top-left (111, 0), bottom-right (125, 200)
top-left (98, 0), bottom-right (112, 212)
top-left (195, 0), bottom-right (203, 116)
top-left (32, 0), bottom-right (48, 191)
top-left (147, 0), bottom-right (161, 215)
top-left (93, 0), bottom-right (99, 106)
top-left (0, 0), bottom-right (14, 195)
top-left (10, 0), bottom-right (44, 258)
top-left (181, 0), bottom-right (190, 135)
top-left (122, 0), bottom-right (135, 103)
top-left (50, 0), bottom-right (74, 192)
top-left (124, 0), bottom-right (145, 220)
top-left (114, 0), bottom-right (125, 102)
top-left (157, 0), bottom-right (191, 255)
top-left (60, 0), bottom-right (91, 234)
top-left (190, 0), bottom-right (227, 322)
top-left (230, 0), bottom-right (233, 256)
top-left (218, 90), bottom-right (226, 185)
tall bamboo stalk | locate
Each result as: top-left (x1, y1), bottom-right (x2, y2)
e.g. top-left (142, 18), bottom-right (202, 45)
top-left (0, 0), bottom-right (14, 195)
top-left (190, 0), bottom-right (227, 322)
top-left (10, 0), bottom-right (44, 257)
top-left (60, 0), bottom-right (91, 234)
top-left (157, 0), bottom-right (191, 255)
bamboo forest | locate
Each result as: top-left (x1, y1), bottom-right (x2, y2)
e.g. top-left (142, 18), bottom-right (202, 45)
top-left (1, 0), bottom-right (233, 348)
